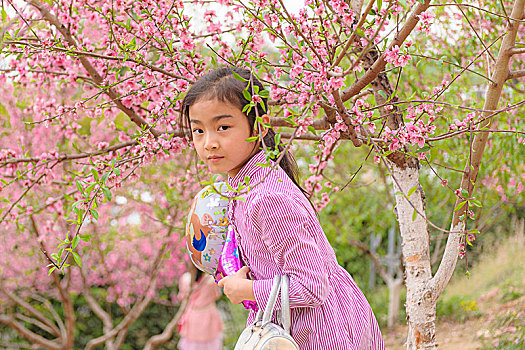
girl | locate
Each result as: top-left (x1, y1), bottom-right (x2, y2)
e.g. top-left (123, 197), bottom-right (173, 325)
top-left (181, 67), bottom-right (384, 350)
top-left (177, 266), bottom-right (223, 350)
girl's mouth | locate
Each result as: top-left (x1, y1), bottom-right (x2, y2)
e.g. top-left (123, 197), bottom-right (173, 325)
top-left (208, 156), bottom-right (224, 163)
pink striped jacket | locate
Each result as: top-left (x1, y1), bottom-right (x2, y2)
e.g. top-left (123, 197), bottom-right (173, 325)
top-left (228, 151), bottom-right (385, 350)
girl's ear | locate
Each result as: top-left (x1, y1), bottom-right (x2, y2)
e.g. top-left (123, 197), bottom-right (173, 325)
top-left (259, 114), bottom-right (270, 138)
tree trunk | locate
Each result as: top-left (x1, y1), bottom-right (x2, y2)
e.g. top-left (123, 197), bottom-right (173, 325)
top-left (392, 165), bottom-right (437, 349)
top-left (395, 0), bottom-right (525, 348)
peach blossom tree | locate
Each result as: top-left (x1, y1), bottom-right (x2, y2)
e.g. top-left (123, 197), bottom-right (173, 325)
top-left (1, 0), bottom-right (524, 348)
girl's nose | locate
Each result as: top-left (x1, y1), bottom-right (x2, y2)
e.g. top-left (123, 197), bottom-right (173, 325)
top-left (204, 134), bottom-right (219, 150)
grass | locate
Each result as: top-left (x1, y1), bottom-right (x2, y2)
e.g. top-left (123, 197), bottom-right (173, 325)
top-left (440, 233), bottom-right (525, 307)
top-left (437, 231), bottom-right (525, 347)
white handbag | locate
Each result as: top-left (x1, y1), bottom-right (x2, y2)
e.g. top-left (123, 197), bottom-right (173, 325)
top-left (234, 275), bottom-right (299, 350)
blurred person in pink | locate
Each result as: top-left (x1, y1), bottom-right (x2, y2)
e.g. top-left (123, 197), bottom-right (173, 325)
top-left (177, 268), bottom-right (223, 350)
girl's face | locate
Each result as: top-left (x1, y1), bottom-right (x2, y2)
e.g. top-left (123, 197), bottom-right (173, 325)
top-left (189, 98), bottom-right (266, 177)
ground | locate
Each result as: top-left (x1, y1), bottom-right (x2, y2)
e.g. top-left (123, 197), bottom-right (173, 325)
top-left (384, 231), bottom-right (525, 350)
top-left (385, 294), bottom-right (525, 349)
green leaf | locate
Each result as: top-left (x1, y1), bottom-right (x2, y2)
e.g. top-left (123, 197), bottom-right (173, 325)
top-left (72, 252), bottom-right (82, 267)
top-left (378, 89), bottom-right (388, 100)
top-left (90, 209), bottom-right (99, 220)
top-left (376, 0), bottom-right (382, 12)
top-left (102, 188), bottom-right (112, 201)
top-left (232, 71), bottom-right (248, 82)
top-left (101, 172), bottom-right (110, 185)
top-left (91, 169), bottom-right (100, 182)
top-left (80, 234), bottom-right (91, 242)
top-left (461, 189), bottom-right (469, 198)
top-left (454, 200), bottom-right (467, 212)
top-left (274, 133), bottom-right (281, 147)
top-left (412, 209), bottom-right (417, 221)
top-left (414, 145), bottom-right (430, 153)
top-left (245, 136), bottom-right (259, 142)
top-left (72, 235), bottom-right (80, 249)
top-left (469, 199), bottom-right (482, 208)
top-left (128, 36), bottom-right (137, 50)
top-left (242, 89), bottom-right (251, 101)
top-left (71, 199), bottom-right (85, 210)
top-left (407, 185), bottom-right (417, 197)
top-left (113, 168), bottom-right (121, 176)
top-left (76, 180), bottom-right (85, 196)
top-left (86, 181), bottom-right (98, 194)
top-left (244, 175), bottom-right (250, 185)
top-left (48, 266), bottom-right (56, 276)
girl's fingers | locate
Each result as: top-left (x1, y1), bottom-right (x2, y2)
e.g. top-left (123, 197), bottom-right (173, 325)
top-left (237, 266), bottom-right (250, 278)
top-left (217, 277), bottom-right (226, 287)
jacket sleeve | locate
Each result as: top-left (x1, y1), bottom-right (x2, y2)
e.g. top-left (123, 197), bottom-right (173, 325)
top-left (249, 192), bottom-right (330, 311)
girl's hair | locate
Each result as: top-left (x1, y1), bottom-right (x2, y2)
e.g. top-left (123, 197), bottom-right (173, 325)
top-left (181, 66), bottom-right (309, 199)
top-left (194, 269), bottom-right (203, 283)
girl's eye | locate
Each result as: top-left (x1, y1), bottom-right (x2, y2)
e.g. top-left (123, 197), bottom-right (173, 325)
top-left (218, 125), bottom-right (230, 131)
top-left (192, 128), bottom-right (204, 135)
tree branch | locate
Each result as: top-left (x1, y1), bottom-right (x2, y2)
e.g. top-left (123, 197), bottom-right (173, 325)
top-left (0, 287), bottom-right (61, 338)
top-left (143, 298), bottom-right (189, 350)
top-left (4, 40), bottom-right (192, 82)
top-left (27, 0), bottom-right (162, 137)
top-left (508, 69), bottom-right (525, 80)
top-left (348, 239), bottom-right (394, 285)
top-left (31, 294), bottom-right (66, 339)
top-left (1, 140), bottom-right (138, 165)
top-left (0, 315), bottom-right (61, 350)
top-left (80, 268), bottom-right (115, 349)
top-left (84, 242), bottom-right (169, 350)
top-left (14, 313), bottom-right (58, 338)
top-left (432, 0), bottom-right (525, 299)
top-left (341, 0), bottom-right (432, 101)
top-left (508, 47), bottom-right (525, 55)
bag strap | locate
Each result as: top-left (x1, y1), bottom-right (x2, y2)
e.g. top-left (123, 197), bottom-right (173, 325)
top-left (255, 275), bottom-right (279, 323)
top-left (256, 275), bottom-right (292, 335)
top-left (281, 275), bottom-right (291, 334)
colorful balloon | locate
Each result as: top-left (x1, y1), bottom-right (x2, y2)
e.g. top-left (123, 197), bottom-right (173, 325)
top-left (185, 183), bottom-right (258, 311)
top-left (185, 182), bottom-right (229, 275)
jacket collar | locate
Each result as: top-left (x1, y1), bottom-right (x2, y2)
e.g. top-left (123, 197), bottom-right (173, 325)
top-left (228, 150), bottom-right (270, 191)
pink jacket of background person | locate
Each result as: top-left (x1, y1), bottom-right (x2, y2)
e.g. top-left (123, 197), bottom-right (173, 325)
top-left (177, 272), bottom-right (223, 347)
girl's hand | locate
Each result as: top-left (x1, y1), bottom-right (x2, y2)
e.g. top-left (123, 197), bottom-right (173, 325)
top-left (217, 266), bottom-right (255, 304)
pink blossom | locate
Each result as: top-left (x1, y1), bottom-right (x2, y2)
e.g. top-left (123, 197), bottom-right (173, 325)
top-left (417, 11), bottom-right (435, 35)
top-left (385, 45), bottom-right (412, 67)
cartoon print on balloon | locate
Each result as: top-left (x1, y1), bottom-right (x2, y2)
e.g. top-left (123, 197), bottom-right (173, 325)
top-left (186, 202), bottom-right (214, 267)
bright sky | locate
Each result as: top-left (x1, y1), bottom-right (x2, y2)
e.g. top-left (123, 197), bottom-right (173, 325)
top-left (284, 0), bottom-right (306, 13)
